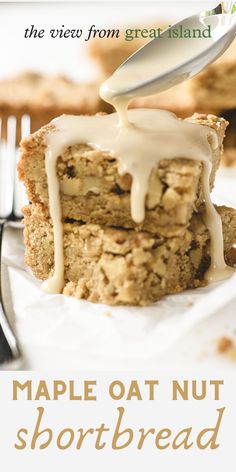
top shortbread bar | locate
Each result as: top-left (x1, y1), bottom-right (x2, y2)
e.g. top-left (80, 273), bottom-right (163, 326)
top-left (18, 113), bottom-right (227, 234)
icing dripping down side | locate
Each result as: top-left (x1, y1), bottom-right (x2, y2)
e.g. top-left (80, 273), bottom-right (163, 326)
top-left (41, 145), bottom-right (65, 294)
top-left (200, 161), bottom-right (233, 282)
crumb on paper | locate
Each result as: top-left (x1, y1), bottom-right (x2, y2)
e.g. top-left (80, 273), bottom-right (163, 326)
top-left (217, 336), bottom-right (233, 353)
top-left (217, 336), bottom-right (236, 361)
top-left (186, 301), bottom-right (194, 308)
top-left (104, 311), bottom-right (113, 318)
top-left (229, 349), bottom-right (236, 362)
top-left (196, 350), bottom-right (208, 361)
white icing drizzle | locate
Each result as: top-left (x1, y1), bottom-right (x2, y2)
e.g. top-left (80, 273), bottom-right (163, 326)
top-left (43, 108), bottom-right (233, 293)
top-left (41, 145), bottom-right (65, 294)
top-left (201, 161), bottom-right (232, 282)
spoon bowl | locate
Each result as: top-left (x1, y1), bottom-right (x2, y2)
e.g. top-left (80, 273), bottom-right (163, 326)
top-left (100, 1), bottom-right (236, 102)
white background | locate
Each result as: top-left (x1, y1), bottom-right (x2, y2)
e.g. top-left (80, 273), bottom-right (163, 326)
top-left (1, 2), bottom-right (236, 469)
top-left (1, 1), bottom-right (236, 372)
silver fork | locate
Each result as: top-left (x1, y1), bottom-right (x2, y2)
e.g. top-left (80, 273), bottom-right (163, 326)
top-left (0, 114), bottom-right (30, 369)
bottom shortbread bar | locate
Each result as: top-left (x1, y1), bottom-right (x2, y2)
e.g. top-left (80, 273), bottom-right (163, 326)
top-left (23, 204), bottom-right (236, 306)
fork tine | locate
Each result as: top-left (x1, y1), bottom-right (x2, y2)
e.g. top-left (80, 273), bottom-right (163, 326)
top-left (0, 116), bottom-right (24, 368)
top-left (13, 114), bottom-right (30, 218)
top-left (0, 117), bottom-right (2, 157)
top-left (0, 116), bottom-right (16, 219)
top-left (0, 114), bottom-right (7, 143)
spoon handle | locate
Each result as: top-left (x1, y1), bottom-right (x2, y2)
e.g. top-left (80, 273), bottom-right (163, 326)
top-left (207, 1), bottom-right (236, 15)
top-left (222, 1), bottom-right (236, 13)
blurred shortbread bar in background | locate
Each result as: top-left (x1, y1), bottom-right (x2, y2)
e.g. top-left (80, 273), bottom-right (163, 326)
top-left (89, 31), bottom-right (236, 166)
top-left (0, 72), bottom-right (111, 142)
top-left (88, 27), bottom-right (236, 115)
top-left (189, 40), bottom-right (236, 111)
top-left (89, 26), bottom-right (152, 76)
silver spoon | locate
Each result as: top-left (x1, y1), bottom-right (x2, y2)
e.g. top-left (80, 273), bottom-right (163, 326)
top-left (100, 1), bottom-right (236, 102)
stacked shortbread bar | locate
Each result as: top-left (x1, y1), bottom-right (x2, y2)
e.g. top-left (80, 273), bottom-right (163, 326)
top-left (19, 113), bottom-right (236, 305)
